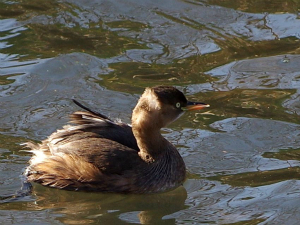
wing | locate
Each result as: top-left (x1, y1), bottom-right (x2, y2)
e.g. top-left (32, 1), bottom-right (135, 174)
top-left (25, 100), bottom-right (144, 192)
top-left (69, 111), bottom-right (139, 151)
top-left (70, 99), bottom-right (139, 151)
top-left (45, 99), bottom-right (139, 154)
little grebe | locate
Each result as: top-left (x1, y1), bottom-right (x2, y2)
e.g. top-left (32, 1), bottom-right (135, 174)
top-left (25, 86), bottom-right (209, 193)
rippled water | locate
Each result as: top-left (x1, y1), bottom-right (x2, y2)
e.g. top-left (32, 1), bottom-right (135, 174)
top-left (1, 0), bottom-right (300, 224)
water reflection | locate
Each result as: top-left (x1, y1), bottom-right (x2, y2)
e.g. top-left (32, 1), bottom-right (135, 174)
top-left (0, 185), bottom-right (187, 224)
top-left (1, 0), bottom-right (300, 224)
top-left (264, 147), bottom-right (300, 161)
top-left (208, 0), bottom-right (300, 13)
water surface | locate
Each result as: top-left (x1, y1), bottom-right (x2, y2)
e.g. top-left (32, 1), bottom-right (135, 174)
top-left (1, 0), bottom-right (300, 224)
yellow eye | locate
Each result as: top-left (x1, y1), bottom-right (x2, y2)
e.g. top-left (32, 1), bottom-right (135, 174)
top-left (176, 102), bottom-right (181, 108)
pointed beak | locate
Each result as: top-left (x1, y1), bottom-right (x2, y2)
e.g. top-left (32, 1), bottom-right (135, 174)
top-left (182, 101), bottom-right (210, 111)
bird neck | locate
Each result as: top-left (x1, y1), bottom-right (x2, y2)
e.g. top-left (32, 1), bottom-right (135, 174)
top-left (131, 107), bottom-right (165, 163)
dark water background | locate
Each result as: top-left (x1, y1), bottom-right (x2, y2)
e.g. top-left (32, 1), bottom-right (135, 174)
top-left (1, 0), bottom-right (300, 224)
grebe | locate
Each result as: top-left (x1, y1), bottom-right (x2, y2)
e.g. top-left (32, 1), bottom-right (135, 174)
top-left (25, 86), bottom-right (209, 193)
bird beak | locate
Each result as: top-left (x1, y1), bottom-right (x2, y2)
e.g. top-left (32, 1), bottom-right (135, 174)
top-left (182, 101), bottom-right (210, 111)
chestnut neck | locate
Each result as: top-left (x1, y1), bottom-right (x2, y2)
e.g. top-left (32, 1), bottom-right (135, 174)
top-left (131, 106), bottom-right (166, 163)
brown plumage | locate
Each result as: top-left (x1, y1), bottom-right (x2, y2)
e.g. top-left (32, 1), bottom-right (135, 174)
top-left (25, 86), bottom-right (209, 193)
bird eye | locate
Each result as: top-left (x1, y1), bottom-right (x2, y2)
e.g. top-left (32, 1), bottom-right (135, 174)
top-left (176, 102), bottom-right (181, 108)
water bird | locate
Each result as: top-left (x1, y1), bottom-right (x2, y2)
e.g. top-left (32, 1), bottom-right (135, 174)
top-left (25, 86), bottom-right (209, 193)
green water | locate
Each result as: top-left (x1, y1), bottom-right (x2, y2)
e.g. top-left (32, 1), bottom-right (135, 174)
top-left (1, 0), bottom-right (300, 224)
